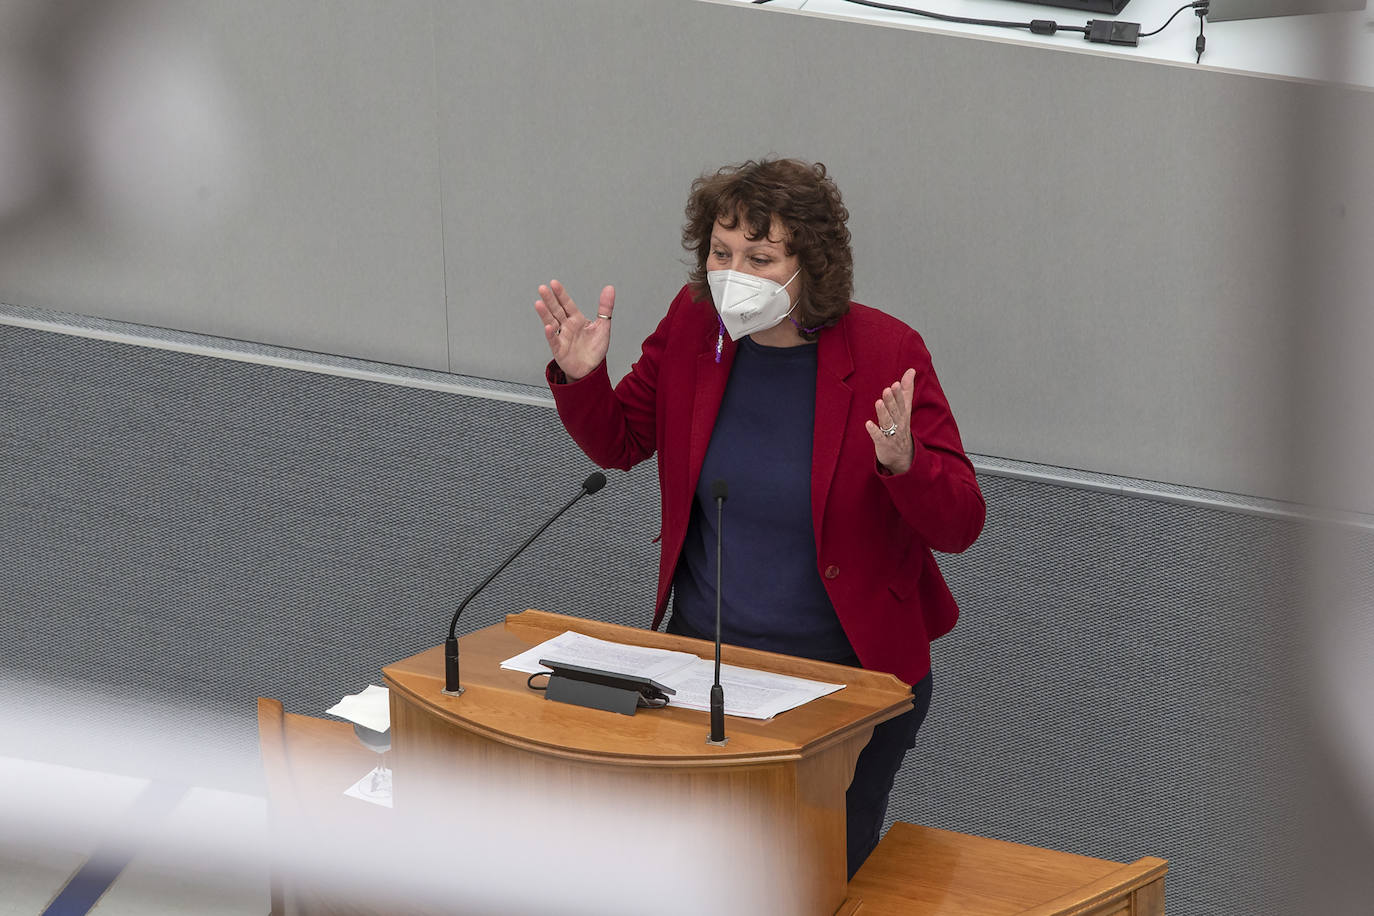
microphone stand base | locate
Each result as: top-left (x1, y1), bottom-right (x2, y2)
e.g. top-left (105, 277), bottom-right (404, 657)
top-left (705, 736), bottom-right (729, 747)
top-left (440, 687), bottom-right (466, 697)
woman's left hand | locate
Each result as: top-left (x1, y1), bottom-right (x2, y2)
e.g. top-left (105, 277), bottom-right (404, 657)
top-left (865, 368), bottom-right (917, 475)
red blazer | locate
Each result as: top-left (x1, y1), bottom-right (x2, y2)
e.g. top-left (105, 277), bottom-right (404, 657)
top-left (548, 285), bottom-right (985, 684)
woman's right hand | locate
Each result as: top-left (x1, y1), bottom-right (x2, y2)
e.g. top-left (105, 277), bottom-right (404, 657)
top-left (534, 280), bottom-right (615, 381)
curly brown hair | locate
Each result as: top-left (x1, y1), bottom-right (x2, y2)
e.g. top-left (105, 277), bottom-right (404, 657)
top-left (683, 158), bottom-right (853, 341)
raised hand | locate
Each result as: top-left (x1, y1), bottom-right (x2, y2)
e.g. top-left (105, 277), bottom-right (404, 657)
top-left (534, 280), bottom-right (615, 381)
top-left (865, 368), bottom-right (917, 475)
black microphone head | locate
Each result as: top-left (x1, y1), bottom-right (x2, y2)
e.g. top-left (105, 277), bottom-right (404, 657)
top-left (582, 471), bottom-right (607, 495)
top-left (710, 479), bottom-right (728, 502)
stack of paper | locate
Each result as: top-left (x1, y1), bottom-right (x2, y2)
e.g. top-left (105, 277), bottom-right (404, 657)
top-left (501, 631), bottom-right (843, 720)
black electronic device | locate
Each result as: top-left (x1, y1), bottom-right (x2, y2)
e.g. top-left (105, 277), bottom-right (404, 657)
top-left (536, 659), bottom-right (675, 717)
top-left (1087, 18), bottom-right (1141, 43)
top-left (1007, 0), bottom-right (1130, 14)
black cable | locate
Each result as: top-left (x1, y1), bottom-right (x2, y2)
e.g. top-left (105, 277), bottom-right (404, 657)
top-left (758, 0), bottom-right (1211, 47)
top-left (840, 0), bottom-right (1086, 34)
top-left (1194, 2), bottom-right (1207, 63)
top-left (751, 0), bottom-right (1207, 57)
top-left (1139, 2), bottom-right (1200, 37)
top-left (527, 672), bottom-right (549, 691)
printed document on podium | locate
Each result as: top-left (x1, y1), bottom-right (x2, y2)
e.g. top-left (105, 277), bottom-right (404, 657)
top-left (500, 631), bottom-right (843, 720)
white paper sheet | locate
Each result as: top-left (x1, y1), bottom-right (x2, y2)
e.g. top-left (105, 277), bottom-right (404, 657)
top-left (342, 765), bottom-right (392, 808)
top-left (500, 631), bottom-right (843, 720)
top-left (656, 662), bottom-right (844, 720)
top-left (325, 684), bottom-right (391, 733)
top-left (499, 631), bottom-right (698, 683)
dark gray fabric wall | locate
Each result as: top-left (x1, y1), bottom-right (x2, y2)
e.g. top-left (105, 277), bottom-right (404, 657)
top-left (2, 316), bottom-right (1363, 915)
top-left (910, 480), bottom-right (1307, 914)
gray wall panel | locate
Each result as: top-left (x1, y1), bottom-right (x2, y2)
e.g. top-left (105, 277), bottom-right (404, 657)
top-left (0, 0), bottom-right (447, 369)
top-left (436, 0), bottom-right (759, 388)
top-left (914, 476), bottom-right (1307, 914)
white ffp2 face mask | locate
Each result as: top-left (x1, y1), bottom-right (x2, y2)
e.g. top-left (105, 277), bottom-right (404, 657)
top-left (707, 268), bottom-right (801, 341)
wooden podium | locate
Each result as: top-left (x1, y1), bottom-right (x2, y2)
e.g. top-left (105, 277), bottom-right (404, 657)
top-left (380, 609), bottom-right (915, 915)
top-left (845, 823), bottom-right (1167, 915)
top-left (260, 608), bottom-right (1167, 914)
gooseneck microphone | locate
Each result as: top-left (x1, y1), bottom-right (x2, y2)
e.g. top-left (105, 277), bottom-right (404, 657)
top-left (443, 471), bottom-right (607, 696)
top-left (708, 478), bottom-right (728, 745)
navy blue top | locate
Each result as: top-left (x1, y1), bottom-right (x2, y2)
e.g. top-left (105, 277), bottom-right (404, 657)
top-left (670, 336), bottom-right (854, 662)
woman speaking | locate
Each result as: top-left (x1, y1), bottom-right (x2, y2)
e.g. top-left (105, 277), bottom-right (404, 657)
top-left (534, 158), bottom-right (985, 876)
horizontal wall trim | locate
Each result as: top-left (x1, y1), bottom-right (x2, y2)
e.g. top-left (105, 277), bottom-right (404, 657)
top-left (0, 306), bottom-right (551, 410)
top-left (5, 304), bottom-right (1369, 532)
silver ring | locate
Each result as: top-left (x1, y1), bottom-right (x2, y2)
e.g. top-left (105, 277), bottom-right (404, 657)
top-left (881, 423), bottom-right (898, 437)
top-left (555, 327), bottom-right (562, 336)
top-left (597, 314), bottom-right (612, 321)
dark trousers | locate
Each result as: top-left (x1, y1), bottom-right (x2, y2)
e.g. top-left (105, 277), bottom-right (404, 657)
top-left (845, 672), bottom-right (932, 877)
top-left (664, 613), bottom-right (933, 879)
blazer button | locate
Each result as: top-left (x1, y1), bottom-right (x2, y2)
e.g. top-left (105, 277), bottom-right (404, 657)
top-left (824, 565), bottom-right (840, 580)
